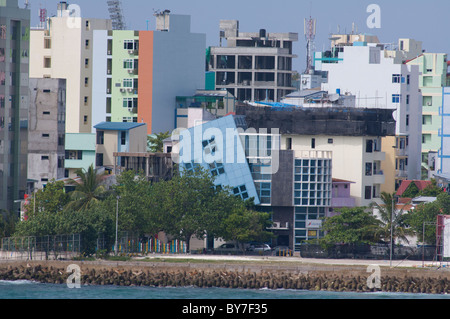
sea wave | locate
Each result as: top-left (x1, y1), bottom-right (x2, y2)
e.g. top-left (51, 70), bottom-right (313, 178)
top-left (0, 280), bottom-right (36, 285)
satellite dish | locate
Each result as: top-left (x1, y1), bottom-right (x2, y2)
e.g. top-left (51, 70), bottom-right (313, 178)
top-left (329, 94), bottom-right (340, 102)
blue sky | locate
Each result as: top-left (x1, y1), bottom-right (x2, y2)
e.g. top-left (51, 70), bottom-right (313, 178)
top-left (28, 0), bottom-right (450, 73)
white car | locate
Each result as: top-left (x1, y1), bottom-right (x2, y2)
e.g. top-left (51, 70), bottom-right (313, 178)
top-left (247, 244), bottom-right (272, 252)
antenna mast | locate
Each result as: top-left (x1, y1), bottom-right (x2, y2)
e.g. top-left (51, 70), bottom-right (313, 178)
top-left (304, 16), bottom-right (316, 74)
top-left (107, 0), bottom-right (127, 30)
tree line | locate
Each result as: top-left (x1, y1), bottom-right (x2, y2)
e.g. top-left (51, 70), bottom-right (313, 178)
top-left (5, 165), bottom-right (272, 256)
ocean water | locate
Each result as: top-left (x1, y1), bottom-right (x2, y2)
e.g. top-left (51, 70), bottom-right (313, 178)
top-left (0, 280), bottom-right (449, 300)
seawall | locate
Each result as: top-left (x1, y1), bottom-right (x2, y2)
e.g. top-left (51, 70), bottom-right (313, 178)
top-left (1, 259), bottom-right (450, 294)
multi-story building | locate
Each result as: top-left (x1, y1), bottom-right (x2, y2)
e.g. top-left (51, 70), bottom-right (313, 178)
top-left (317, 38), bottom-right (422, 192)
top-left (237, 104), bottom-right (396, 208)
top-left (94, 122), bottom-right (147, 169)
top-left (0, 0), bottom-right (30, 213)
top-left (207, 20), bottom-right (298, 102)
top-left (29, 2), bottom-right (112, 134)
top-left (92, 11), bottom-right (206, 135)
top-left (64, 133), bottom-right (96, 178)
top-left (407, 53), bottom-right (449, 179)
top-left (27, 78), bottom-right (66, 189)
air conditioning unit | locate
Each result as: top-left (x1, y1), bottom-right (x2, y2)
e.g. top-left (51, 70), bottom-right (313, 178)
top-left (120, 88), bottom-right (125, 93)
top-left (106, 89), bottom-right (111, 94)
top-left (107, 50), bottom-right (112, 55)
top-left (272, 222), bottom-right (281, 229)
top-left (127, 88), bottom-right (133, 93)
top-left (128, 50), bottom-right (135, 54)
top-left (127, 107), bottom-right (134, 112)
top-left (128, 69), bottom-right (134, 74)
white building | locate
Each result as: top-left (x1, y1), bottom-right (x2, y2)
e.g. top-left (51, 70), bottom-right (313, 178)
top-left (29, 2), bottom-right (112, 134)
top-left (317, 41), bottom-right (422, 191)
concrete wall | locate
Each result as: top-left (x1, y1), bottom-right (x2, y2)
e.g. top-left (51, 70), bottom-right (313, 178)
top-left (28, 78), bottom-right (66, 189)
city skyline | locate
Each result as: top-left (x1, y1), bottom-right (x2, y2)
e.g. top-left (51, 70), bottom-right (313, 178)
top-left (27, 0), bottom-right (450, 73)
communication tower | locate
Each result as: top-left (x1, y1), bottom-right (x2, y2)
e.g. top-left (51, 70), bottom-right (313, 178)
top-left (107, 0), bottom-right (126, 30)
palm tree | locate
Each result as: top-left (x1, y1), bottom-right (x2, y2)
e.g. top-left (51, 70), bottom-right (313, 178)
top-left (370, 192), bottom-right (414, 246)
top-left (65, 165), bottom-right (107, 211)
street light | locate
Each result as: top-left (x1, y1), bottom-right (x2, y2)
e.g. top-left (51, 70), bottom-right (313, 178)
top-left (390, 195), bottom-right (399, 268)
top-left (115, 195), bottom-right (120, 256)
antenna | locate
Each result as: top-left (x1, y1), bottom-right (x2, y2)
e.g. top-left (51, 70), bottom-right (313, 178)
top-left (107, 0), bottom-right (127, 30)
top-left (24, 0), bottom-right (29, 9)
top-left (304, 15), bottom-right (316, 74)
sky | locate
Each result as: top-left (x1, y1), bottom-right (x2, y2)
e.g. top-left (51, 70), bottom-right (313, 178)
top-left (26, 0), bottom-right (450, 73)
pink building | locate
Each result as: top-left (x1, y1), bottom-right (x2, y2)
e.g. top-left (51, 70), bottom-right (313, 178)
top-left (329, 178), bottom-right (356, 216)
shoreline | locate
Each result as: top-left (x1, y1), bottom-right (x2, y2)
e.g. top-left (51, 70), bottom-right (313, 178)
top-left (1, 255), bottom-right (450, 295)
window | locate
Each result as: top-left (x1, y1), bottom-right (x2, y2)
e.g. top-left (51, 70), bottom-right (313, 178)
top-left (84, 77), bottom-right (89, 87)
top-left (42, 133), bottom-right (50, 138)
top-left (123, 59), bottom-right (134, 69)
top-left (96, 153), bottom-right (104, 167)
top-left (203, 137), bottom-right (217, 156)
top-left (121, 131), bottom-right (126, 146)
top-left (44, 38), bottom-right (51, 49)
top-left (84, 115), bottom-right (88, 124)
top-left (84, 96), bottom-right (88, 106)
top-left (406, 115), bottom-right (409, 127)
top-left (365, 186), bottom-right (372, 200)
top-left (85, 20), bottom-right (90, 30)
top-left (365, 163), bottom-right (373, 176)
top-left (311, 138), bottom-right (316, 149)
top-left (124, 40), bottom-right (138, 50)
top-left (233, 185), bottom-right (249, 201)
top-left (209, 161), bottom-right (225, 176)
top-left (366, 140), bottom-right (373, 153)
top-left (184, 161), bottom-right (201, 173)
top-left (97, 131), bottom-right (104, 145)
top-left (41, 156), bottom-right (49, 160)
top-left (123, 79), bottom-right (133, 88)
top-left (406, 95), bottom-right (410, 105)
top-left (392, 94), bottom-right (401, 103)
top-left (43, 111), bottom-right (50, 115)
top-left (286, 137), bottom-right (292, 150)
top-left (407, 75), bottom-right (410, 85)
top-left (44, 57), bottom-right (51, 68)
top-left (123, 98), bottom-right (138, 109)
top-left (392, 74), bottom-right (401, 83)
top-left (328, 138), bottom-right (333, 144)
top-left (85, 58), bottom-right (89, 68)
top-left (85, 39), bottom-right (90, 49)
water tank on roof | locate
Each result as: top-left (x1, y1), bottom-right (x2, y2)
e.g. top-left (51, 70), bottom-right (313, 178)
top-left (260, 29), bottom-right (266, 39)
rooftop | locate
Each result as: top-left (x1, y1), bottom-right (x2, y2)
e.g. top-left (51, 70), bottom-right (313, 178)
top-left (94, 122), bottom-right (146, 131)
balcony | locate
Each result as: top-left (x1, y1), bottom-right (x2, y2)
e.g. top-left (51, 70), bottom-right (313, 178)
top-left (372, 171), bottom-right (385, 185)
top-left (395, 148), bottom-right (408, 158)
top-left (396, 169), bottom-right (408, 178)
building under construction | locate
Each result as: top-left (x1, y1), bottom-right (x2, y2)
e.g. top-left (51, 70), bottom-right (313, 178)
top-left (236, 103), bottom-right (396, 137)
top-left (207, 20), bottom-right (298, 103)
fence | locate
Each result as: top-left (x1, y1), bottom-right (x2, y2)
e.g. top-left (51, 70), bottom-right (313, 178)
top-left (0, 234), bottom-right (81, 261)
top-left (300, 244), bottom-right (439, 261)
top-left (96, 232), bottom-right (188, 256)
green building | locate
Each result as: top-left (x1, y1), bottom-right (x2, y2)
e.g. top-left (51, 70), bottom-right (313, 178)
top-left (407, 53), bottom-right (449, 179)
top-left (0, 0), bottom-right (30, 213)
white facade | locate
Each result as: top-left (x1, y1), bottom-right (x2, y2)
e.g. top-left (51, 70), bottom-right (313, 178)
top-left (29, 3), bottom-right (112, 134)
top-left (282, 134), bottom-right (386, 207)
top-left (319, 44), bottom-right (422, 181)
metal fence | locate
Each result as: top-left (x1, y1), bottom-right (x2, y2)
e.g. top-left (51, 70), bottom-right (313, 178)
top-left (0, 234), bottom-right (81, 261)
top-left (300, 244), bottom-right (439, 261)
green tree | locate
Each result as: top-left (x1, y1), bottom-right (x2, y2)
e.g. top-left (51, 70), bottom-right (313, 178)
top-left (321, 207), bottom-right (382, 247)
top-left (65, 165), bottom-right (108, 211)
top-left (406, 193), bottom-right (450, 245)
top-left (15, 180), bottom-right (70, 237)
top-left (418, 179), bottom-right (444, 197)
top-left (401, 182), bottom-right (420, 198)
top-left (370, 192), bottom-right (414, 245)
top-left (111, 170), bottom-right (155, 237)
top-left (147, 131), bottom-right (170, 153)
top-left (0, 210), bottom-right (17, 238)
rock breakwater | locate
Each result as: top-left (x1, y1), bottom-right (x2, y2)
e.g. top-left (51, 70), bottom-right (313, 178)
top-left (1, 261), bottom-right (450, 295)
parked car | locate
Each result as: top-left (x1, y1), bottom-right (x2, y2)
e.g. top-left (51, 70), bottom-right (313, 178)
top-left (215, 243), bottom-right (239, 253)
top-left (247, 244), bottom-right (272, 252)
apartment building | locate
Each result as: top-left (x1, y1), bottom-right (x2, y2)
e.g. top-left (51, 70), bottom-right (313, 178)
top-left (207, 20), bottom-right (298, 102)
top-left (29, 2), bottom-right (112, 134)
top-left (407, 53), bottom-right (449, 179)
top-left (92, 11), bottom-right (206, 135)
top-left (27, 78), bottom-right (66, 189)
top-left (317, 38), bottom-right (422, 192)
top-left (0, 0), bottom-right (30, 212)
